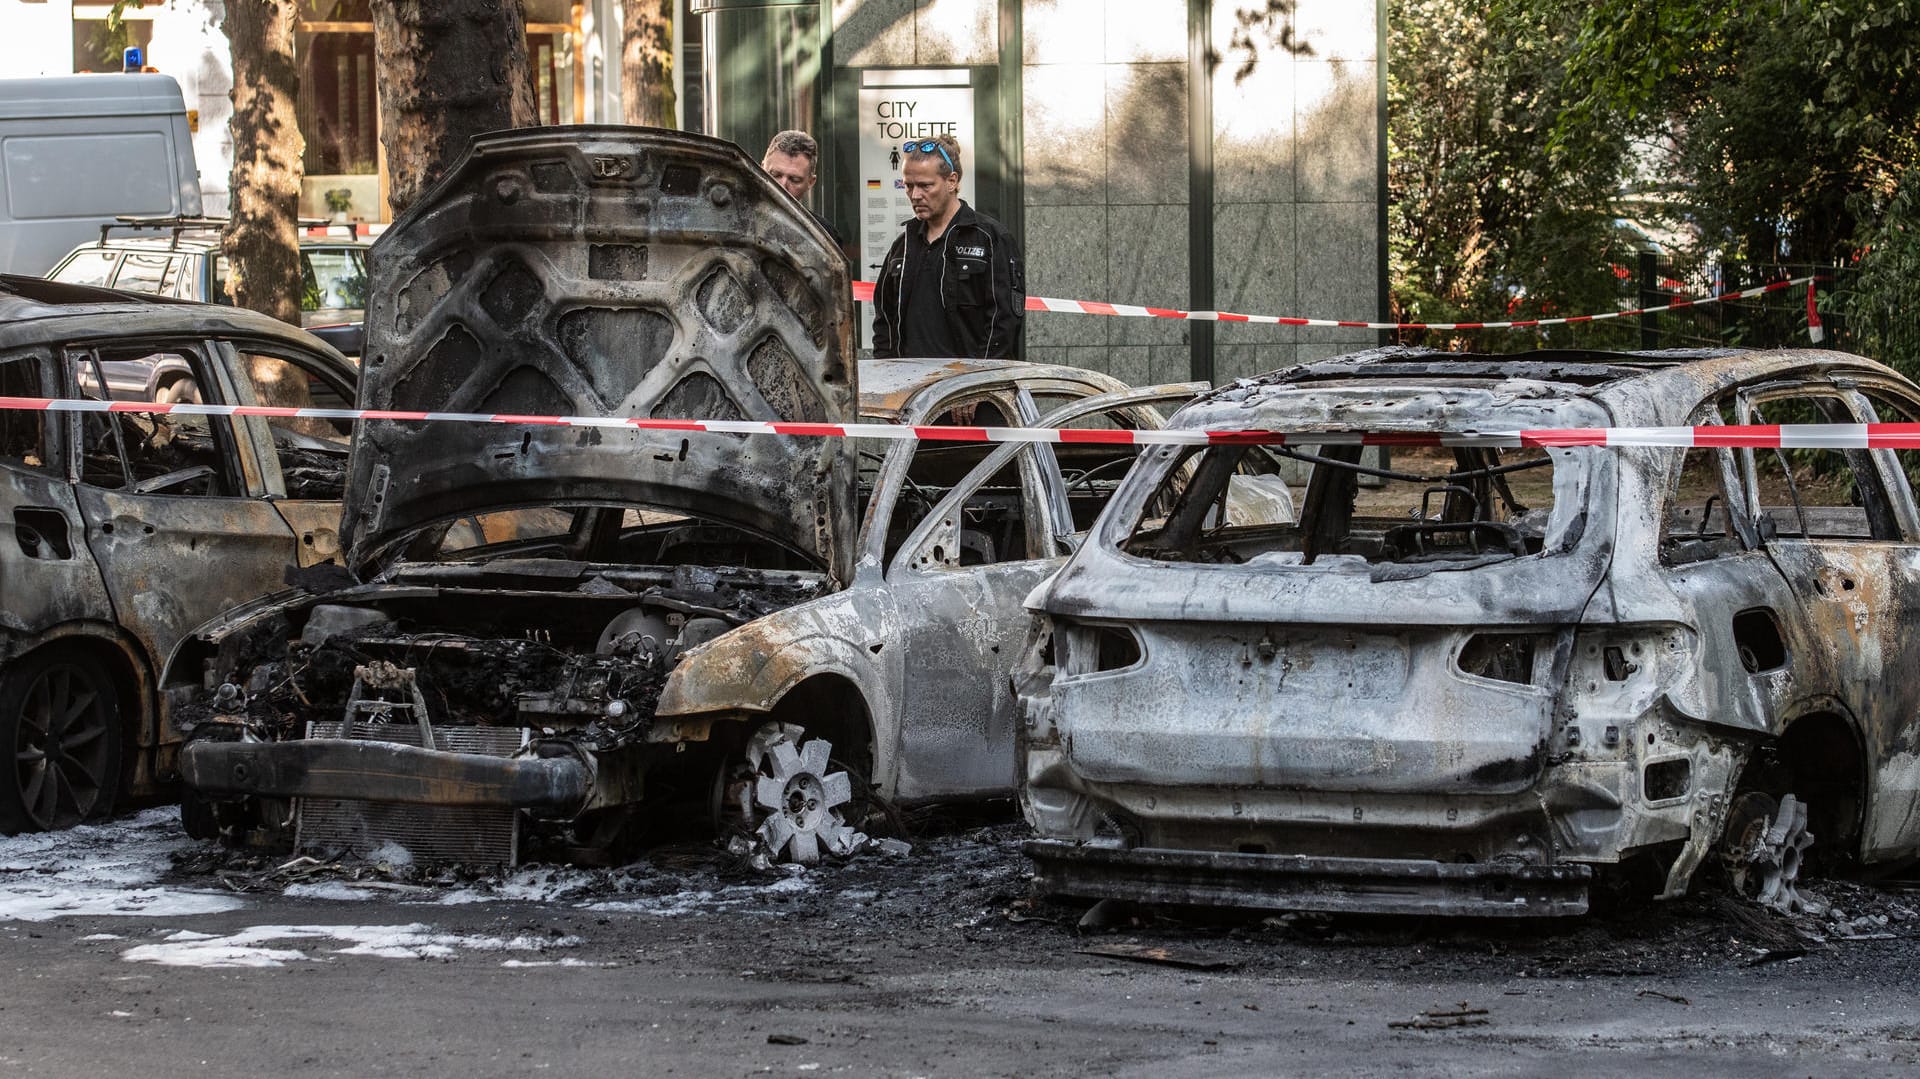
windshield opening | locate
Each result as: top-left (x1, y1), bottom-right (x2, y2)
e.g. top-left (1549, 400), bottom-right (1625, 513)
top-left (398, 504), bottom-right (817, 572)
top-left (1126, 443), bottom-right (1559, 567)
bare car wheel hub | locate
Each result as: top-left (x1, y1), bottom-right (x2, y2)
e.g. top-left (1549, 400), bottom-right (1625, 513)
top-left (1721, 791), bottom-right (1822, 915)
top-left (734, 722), bottom-right (861, 865)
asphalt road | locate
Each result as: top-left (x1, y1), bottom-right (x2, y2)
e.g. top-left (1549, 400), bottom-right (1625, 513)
top-left (1, 810), bottom-right (1916, 1077)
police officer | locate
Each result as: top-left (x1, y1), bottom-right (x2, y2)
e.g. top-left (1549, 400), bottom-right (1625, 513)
top-left (761, 130), bottom-right (847, 251)
top-left (873, 135), bottom-right (1025, 359)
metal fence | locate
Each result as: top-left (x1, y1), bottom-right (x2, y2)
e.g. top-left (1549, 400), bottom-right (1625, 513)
top-left (1632, 252), bottom-right (1854, 354)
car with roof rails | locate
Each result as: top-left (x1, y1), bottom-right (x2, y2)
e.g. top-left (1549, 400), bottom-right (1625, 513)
top-left (163, 126), bottom-right (1296, 868)
top-left (0, 274), bottom-right (358, 834)
top-left (45, 216), bottom-right (373, 365)
top-left (1016, 345), bottom-right (1920, 918)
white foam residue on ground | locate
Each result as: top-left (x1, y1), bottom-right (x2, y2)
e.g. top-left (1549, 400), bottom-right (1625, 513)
top-left (500, 957), bottom-right (612, 968)
top-left (78, 933), bottom-right (123, 941)
top-left (434, 867), bottom-right (626, 906)
top-left (120, 923), bottom-right (583, 969)
top-left (0, 808), bottom-right (245, 922)
top-left (585, 889), bottom-right (720, 917)
top-left (283, 881), bottom-right (378, 902)
top-left (584, 868), bottom-right (816, 918)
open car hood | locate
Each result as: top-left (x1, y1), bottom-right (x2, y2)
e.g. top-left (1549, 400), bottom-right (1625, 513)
top-left (344, 127), bottom-right (857, 580)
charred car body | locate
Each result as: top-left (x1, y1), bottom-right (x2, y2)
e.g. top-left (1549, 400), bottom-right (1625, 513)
top-left (167, 127), bottom-right (1228, 865)
top-left (1018, 347), bottom-right (1920, 916)
top-left (0, 276), bottom-right (357, 833)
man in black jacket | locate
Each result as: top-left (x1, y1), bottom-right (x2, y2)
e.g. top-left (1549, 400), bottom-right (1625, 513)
top-left (762, 130), bottom-right (849, 255)
top-left (872, 135), bottom-right (1025, 359)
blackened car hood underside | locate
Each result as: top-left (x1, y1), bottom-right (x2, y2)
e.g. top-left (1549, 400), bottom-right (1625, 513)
top-left (345, 126), bottom-right (857, 580)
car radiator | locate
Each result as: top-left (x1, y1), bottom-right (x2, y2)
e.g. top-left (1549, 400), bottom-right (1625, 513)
top-left (296, 719), bottom-right (528, 865)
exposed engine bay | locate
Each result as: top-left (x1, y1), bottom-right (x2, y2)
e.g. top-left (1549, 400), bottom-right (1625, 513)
top-left (177, 552), bottom-right (832, 863)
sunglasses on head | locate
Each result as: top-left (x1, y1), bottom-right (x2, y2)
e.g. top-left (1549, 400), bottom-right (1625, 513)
top-left (901, 140), bottom-right (957, 173)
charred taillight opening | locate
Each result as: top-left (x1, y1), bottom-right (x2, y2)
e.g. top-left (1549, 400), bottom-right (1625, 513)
top-left (1643, 758), bottom-right (1691, 802)
top-left (1455, 633), bottom-right (1538, 686)
top-left (1058, 621), bottom-right (1144, 677)
top-left (1733, 608), bottom-right (1787, 673)
top-left (1095, 626), bottom-right (1141, 672)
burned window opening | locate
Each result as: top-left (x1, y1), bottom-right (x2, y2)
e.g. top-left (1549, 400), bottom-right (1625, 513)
top-left (909, 449), bottom-right (1030, 568)
top-left (241, 349), bottom-right (354, 501)
top-left (1127, 443), bottom-right (1557, 567)
top-left (0, 352), bottom-right (47, 471)
top-left (1457, 633), bottom-right (1537, 685)
top-left (1745, 396), bottom-right (1896, 541)
top-left (880, 398), bottom-right (1023, 564)
top-left (72, 349), bottom-right (234, 496)
top-left (1663, 447), bottom-right (1746, 565)
top-left (401, 504), bottom-right (816, 573)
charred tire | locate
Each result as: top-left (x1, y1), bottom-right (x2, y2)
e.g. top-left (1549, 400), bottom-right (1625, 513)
top-left (0, 649), bottom-right (122, 834)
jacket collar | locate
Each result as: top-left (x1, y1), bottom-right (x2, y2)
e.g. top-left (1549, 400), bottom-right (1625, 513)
top-left (905, 199), bottom-right (977, 244)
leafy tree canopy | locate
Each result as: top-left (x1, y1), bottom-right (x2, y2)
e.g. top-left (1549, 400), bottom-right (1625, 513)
top-left (1391, 0), bottom-right (1920, 364)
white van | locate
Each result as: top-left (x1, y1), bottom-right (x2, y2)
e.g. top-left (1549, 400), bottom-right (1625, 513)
top-left (0, 74), bottom-right (203, 276)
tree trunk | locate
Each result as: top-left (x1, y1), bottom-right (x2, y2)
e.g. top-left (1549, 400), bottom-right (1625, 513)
top-left (222, 0), bottom-right (311, 410)
top-left (622, 0), bottom-right (674, 127)
top-left (372, 0), bottom-right (538, 218)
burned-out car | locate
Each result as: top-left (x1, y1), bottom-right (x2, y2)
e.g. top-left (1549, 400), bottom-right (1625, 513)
top-left (0, 275), bottom-right (358, 834)
top-left (166, 127), bottom-right (1235, 866)
top-left (1018, 346), bottom-right (1920, 916)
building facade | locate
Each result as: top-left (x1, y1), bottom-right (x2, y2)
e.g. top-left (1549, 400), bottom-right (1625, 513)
top-left (3, 0), bottom-right (1383, 385)
top-left (688, 0), bottom-right (1386, 383)
top-left (1, 0), bottom-right (627, 224)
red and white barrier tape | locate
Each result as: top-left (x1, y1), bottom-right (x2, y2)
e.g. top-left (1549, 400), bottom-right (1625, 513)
top-left (851, 276), bottom-right (1820, 332)
top-left (11, 396), bottom-right (1918, 450)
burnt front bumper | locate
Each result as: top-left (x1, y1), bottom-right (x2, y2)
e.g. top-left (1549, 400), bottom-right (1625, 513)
top-left (1024, 841), bottom-right (1591, 917)
top-left (180, 738), bottom-right (592, 813)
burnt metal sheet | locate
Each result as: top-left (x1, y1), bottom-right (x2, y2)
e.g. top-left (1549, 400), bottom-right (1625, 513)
top-left (72, 485), bottom-right (299, 698)
top-left (1049, 624), bottom-right (1553, 794)
top-left (1025, 841), bottom-right (1591, 917)
top-left (0, 457), bottom-right (114, 643)
top-left (180, 738), bottom-right (589, 810)
top-left (346, 127), bottom-right (858, 581)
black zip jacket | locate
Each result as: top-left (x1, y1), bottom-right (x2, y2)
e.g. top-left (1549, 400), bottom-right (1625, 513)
top-left (872, 201), bottom-right (1025, 359)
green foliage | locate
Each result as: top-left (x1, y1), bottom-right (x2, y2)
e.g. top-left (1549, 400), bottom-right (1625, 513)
top-left (1394, 0), bottom-right (1920, 361)
top-left (1840, 171), bottom-right (1920, 376)
top-left (94, 1), bottom-right (147, 68)
top-left (1388, 0), bottom-right (1638, 349)
top-left (1550, 2), bottom-right (1919, 331)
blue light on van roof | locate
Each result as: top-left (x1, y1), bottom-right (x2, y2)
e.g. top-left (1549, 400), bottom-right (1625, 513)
top-left (122, 47), bottom-right (143, 73)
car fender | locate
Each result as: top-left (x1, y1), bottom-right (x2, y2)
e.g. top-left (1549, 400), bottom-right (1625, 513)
top-left (654, 591), bottom-right (896, 731)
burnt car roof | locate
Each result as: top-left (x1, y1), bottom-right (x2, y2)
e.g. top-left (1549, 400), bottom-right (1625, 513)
top-left (1189, 346), bottom-right (1905, 429)
top-left (1249, 345), bottom-right (1743, 389)
top-left (345, 126), bottom-right (857, 580)
top-left (0, 273), bottom-right (355, 366)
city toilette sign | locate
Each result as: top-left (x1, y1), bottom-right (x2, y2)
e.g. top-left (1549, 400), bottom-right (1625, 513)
top-left (856, 68), bottom-right (976, 347)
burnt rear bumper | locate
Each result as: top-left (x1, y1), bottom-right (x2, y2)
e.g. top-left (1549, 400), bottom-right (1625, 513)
top-left (1023, 841), bottom-right (1591, 917)
top-left (180, 738), bottom-right (592, 813)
